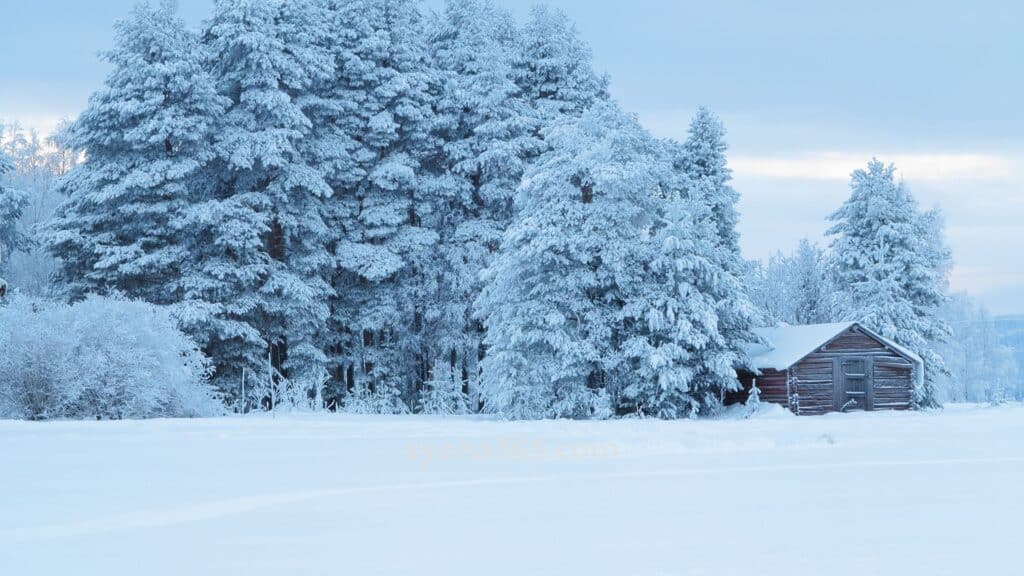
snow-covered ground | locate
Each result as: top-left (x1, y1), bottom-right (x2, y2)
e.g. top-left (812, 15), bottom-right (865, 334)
top-left (2, 404), bottom-right (1022, 576)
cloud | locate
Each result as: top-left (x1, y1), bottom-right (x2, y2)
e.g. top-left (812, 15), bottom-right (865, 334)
top-left (730, 151), bottom-right (1015, 182)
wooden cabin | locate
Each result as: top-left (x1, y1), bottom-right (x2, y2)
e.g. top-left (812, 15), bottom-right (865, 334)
top-left (729, 322), bottom-right (923, 415)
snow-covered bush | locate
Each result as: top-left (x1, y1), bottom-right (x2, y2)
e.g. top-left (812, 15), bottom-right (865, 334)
top-left (342, 382), bottom-right (411, 416)
top-left (747, 381), bottom-right (761, 405)
top-left (0, 295), bottom-right (222, 420)
top-left (418, 361), bottom-right (470, 416)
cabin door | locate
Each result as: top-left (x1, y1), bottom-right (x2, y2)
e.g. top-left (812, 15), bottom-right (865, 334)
top-left (840, 357), bottom-right (872, 411)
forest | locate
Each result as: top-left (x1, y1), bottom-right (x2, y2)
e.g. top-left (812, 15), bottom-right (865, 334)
top-left (0, 0), bottom-right (1018, 421)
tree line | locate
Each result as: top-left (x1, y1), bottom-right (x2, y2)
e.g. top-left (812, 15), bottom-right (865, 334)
top-left (0, 0), bottom-right (971, 419)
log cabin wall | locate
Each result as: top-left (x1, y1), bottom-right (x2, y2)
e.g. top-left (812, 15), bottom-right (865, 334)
top-left (869, 357), bottom-right (915, 410)
top-left (732, 326), bottom-right (915, 415)
top-left (794, 327), bottom-right (914, 415)
top-left (791, 355), bottom-right (835, 415)
top-left (728, 369), bottom-right (789, 406)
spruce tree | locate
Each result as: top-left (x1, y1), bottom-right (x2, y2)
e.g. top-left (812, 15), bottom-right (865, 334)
top-left (46, 0), bottom-right (226, 304)
top-left (828, 159), bottom-right (952, 408)
top-left (670, 108), bottom-right (760, 384)
top-left (185, 0), bottom-right (335, 404)
top-left (423, 0), bottom-right (531, 407)
top-left (475, 103), bottom-right (659, 419)
top-left (619, 188), bottom-right (743, 418)
top-left (318, 0), bottom-right (438, 412)
top-left (516, 5), bottom-right (609, 128)
top-left (677, 107), bottom-right (742, 269)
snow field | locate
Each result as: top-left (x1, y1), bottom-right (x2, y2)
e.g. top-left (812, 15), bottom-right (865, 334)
top-left (2, 404), bottom-right (1022, 575)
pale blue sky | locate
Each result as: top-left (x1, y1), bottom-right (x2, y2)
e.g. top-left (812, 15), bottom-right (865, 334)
top-left (3, 0), bottom-right (1023, 312)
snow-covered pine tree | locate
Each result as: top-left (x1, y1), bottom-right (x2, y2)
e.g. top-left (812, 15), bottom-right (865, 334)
top-left (422, 0), bottom-right (531, 408)
top-left (418, 358), bottom-right (470, 415)
top-left (475, 102), bottom-right (659, 419)
top-left (745, 253), bottom-right (793, 325)
top-left (450, 4), bottom-right (607, 416)
top-left (185, 0), bottom-right (335, 405)
top-left (828, 159), bottom-right (952, 408)
top-left (746, 239), bottom-right (833, 325)
top-left (317, 0), bottom-right (438, 412)
top-left (46, 0), bottom-right (225, 304)
top-left (791, 239), bottom-right (832, 324)
top-left (747, 378), bottom-right (761, 406)
top-left (294, 0), bottom-right (370, 408)
top-left (669, 108), bottom-right (760, 387)
top-left (515, 5), bottom-right (609, 130)
top-left (619, 184), bottom-right (744, 418)
top-left (676, 107), bottom-right (742, 271)
top-left (0, 151), bottom-right (28, 295)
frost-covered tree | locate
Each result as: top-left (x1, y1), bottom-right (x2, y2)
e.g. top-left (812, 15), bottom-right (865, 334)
top-left (746, 379), bottom-right (761, 405)
top-left (1, 124), bottom-right (75, 297)
top-left (316, 0), bottom-right (438, 412)
top-left (667, 109), bottom-right (760, 377)
top-left (0, 150), bottom-right (28, 292)
top-left (342, 382), bottom-right (412, 415)
top-left (617, 128), bottom-right (761, 418)
top-left (46, 1), bottom-right (226, 304)
top-left (934, 294), bottom-right (1019, 404)
top-left (790, 239), bottom-right (832, 324)
top-left (515, 5), bottom-right (609, 130)
top-left (476, 103), bottom-right (658, 419)
top-left (745, 253), bottom-right (793, 325)
top-left (422, 0), bottom-right (531, 405)
top-left (418, 359), bottom-right (470, 415)
top-left (747, 239), bottom-right (832, 326)
top-left (675, 108), bottom-right (742, 269)
top-left (183, 0), bottom-right (334, 404)
top-left (828, 159), bottom-right (952, 408)
top-left (619, 193), bottom-right (744, 418)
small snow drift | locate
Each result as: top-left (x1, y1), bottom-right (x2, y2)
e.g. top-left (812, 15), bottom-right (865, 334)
top-left (732, 322), bottom-right (924, 415)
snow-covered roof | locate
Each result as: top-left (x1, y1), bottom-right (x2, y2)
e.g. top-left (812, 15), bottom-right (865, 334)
top-left (743, 322), bottom-right (923, 371)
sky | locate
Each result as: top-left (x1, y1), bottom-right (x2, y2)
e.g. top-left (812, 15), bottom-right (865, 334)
top-left (2, 0), bottom-right (1023, 313)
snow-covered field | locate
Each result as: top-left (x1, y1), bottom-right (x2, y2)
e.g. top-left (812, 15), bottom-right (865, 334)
top-left (2, 404), bottom-right (1022, 576)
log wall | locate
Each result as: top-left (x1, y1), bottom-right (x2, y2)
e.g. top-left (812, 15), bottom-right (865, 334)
top-left (795, 326), bottom-right (914, 414)
top-left (732, 326), bottom-right (915, 415)
top-left (728, 369), bottom-right (790, 406)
